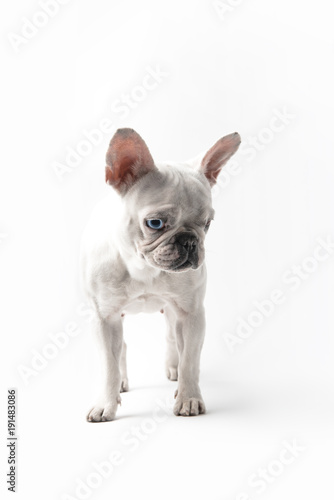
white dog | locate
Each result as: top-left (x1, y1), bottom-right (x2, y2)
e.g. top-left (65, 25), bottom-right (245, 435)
top-left (80, 128), bottom-right (240, 421)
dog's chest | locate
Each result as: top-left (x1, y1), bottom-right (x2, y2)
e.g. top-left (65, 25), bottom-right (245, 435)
top-left (122, 293), bottom-right (166, 315)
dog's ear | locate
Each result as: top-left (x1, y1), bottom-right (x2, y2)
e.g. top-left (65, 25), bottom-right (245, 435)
top-left (200, 132), bottom-right (241, 187)
top-left (105, 128), bottom-right (156, 194)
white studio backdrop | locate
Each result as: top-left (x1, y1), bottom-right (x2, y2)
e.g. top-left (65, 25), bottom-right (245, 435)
top-left (1, 1), bottom-right (334, 499)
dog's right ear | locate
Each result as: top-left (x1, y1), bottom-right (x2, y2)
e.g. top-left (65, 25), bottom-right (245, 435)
top-left (105, 128), bottom-right (156, 194)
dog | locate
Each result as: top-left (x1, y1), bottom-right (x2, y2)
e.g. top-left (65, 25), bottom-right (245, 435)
top-left (80, 128), bottom-right (241, 421)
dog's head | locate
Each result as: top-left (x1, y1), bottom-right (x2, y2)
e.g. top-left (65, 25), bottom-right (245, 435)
top-left (105, 128), bottom-right (240, 272)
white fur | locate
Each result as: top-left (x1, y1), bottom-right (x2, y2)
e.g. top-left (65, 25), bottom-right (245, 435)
top-left (81, 132), bottom-right (240, 421)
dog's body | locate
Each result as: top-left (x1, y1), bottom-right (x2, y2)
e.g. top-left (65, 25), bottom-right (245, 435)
top-left (81, 129), bottom-right (240, 421)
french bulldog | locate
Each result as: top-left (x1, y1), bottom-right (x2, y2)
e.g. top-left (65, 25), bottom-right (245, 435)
top-left (81, 128), bottom-right (240, 421)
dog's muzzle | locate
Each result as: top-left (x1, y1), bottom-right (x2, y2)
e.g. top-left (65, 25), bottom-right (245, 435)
top-left (149, 231), bottom-right (202, 272)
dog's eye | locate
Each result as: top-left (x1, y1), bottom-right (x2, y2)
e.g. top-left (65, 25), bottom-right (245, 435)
top-left (205, 220), bottom-right (212, 231)
top-left (146, 219), bottom-right (165, 230)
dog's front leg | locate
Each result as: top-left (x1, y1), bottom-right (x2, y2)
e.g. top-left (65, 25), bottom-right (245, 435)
top-left (173, 306), bottom-right (206, 416)
top-left (87, 315), bottom-right (123, 422)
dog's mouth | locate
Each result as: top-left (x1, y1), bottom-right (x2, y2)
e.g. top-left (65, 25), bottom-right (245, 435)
top-left (172, 259), bottom-right (197, 272)
top-left (151, 253), bottom-right (200, 273)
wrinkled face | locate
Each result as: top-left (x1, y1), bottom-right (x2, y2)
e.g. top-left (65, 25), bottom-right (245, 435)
top-left (105, 128), bottom-right (241, 272)
top-left (126, 167), bottom-right (215, 272)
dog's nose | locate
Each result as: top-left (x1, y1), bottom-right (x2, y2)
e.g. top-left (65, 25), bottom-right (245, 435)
top-left (176, 232), bottom-right (198, 255)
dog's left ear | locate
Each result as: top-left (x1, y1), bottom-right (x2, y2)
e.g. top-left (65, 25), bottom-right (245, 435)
top-left (200, 132), bottom-right (241, 187)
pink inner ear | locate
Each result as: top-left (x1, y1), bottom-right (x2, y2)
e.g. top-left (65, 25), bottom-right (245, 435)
top-left (105, 128), bottom-right (155, 192)
top-left (201, 132), bottom-right (241, 186)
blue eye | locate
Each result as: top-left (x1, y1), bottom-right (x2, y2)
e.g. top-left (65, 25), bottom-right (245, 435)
top-left (146, 219), bottom-right (165, 229)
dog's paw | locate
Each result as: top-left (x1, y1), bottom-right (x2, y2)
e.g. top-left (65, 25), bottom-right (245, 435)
top-left (120, 379), bottom-right (129, 392)
top-left (173, 395), bottom-right (206, 416)
top-left (87, 397), bottom-right (121, 422)
top-left (166, 366), bottom-right (178, 381)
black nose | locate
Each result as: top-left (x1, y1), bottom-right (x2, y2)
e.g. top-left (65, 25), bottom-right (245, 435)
top-left (176, 232), bottom-right (198, 255)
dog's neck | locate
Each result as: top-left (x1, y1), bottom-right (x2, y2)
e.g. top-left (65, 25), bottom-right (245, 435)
top-left (117, 231), bottom-right (162, 284)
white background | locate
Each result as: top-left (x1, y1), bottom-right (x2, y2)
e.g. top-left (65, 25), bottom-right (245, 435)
top-left (1, 0), bottom-right (334, 499)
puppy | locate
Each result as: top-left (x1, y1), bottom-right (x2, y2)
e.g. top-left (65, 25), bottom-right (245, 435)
top-left (81, 128), bottom-right (240, 421)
